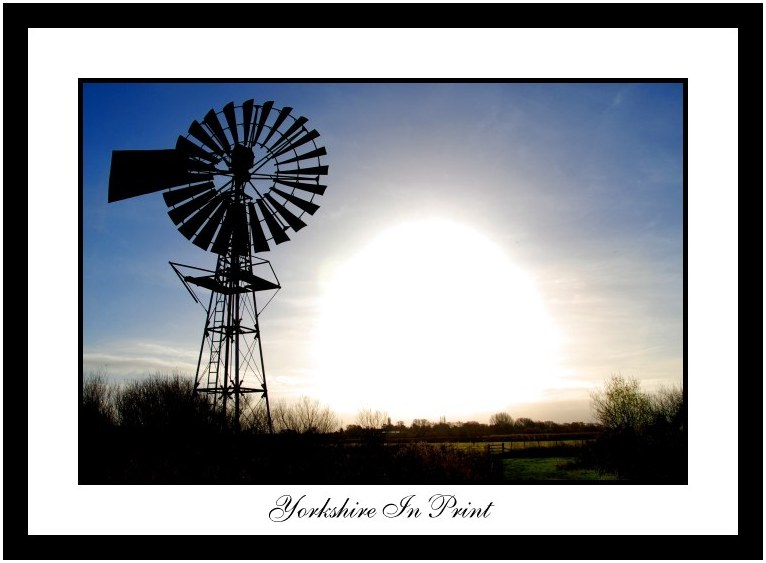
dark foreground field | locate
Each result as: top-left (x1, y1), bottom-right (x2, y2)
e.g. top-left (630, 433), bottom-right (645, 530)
top-left (80, 374), bottom-right (684, 484)
top-left (80, 427), bottom-right (620, 484)
top-left (81, 429), bottom-right (483, 484)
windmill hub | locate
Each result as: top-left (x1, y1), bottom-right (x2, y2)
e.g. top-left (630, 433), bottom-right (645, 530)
top-left (231, 143), bottom-right (255, 184)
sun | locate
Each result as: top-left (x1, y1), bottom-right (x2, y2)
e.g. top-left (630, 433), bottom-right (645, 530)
top-left (312, 218), bottom-right (564, 422)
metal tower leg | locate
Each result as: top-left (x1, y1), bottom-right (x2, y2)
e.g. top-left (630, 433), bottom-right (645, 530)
top-left (187, 254), bottom-right (278, 433)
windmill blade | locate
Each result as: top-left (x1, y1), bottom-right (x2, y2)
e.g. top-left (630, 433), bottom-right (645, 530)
top-left (163, 181), bottom-right (215, 207)
top-left (189, 120), bottom-right (224, 156)
top-left (189, 120), bottom-right (223, 155)
top-left (266, 118), bottom-right (308, 157)
top-left (265, 193), bottom-right (307, 232)
top-left (277, 165), bottom-right (328, 177)
top-left (230, 202), bottom-right (249, 256)
top-left (271, 116), bottom-right (308, 149)
top-left (272, 188), bottom-right (320, 215)
top-left (222, 102), bottom-right (239, 144)
top-left (178, 196), bottom-right (223, 239)
top-left (277, 146), bottom-right (327, 165)
top-left (167, 189), bottom-right (217, 225)
top-left (108, 149), bottom-right (199, 202)
top-left (186, 159), bottom-right (218, 174)
top-left (211, 203), bottom-right (236, 255)
top-left (176, 135), bottom-right (219, 164)
top-left (273, 178), bottom-right (327, 196)
top-left (257, 199), bottom-right (290, 244)
top-left (248, 201), bottom-right (270, 253)
top-left (251, 100), bottom-right (273, 147)
top-left (193, 199), bottom-right (229, 250)
top-left (241, 100), bottom-right (254, 143)
top-left (203, 109), bottom-right (231, 154)
top-left (187, 172), bottom-right (215, 184)
top-left (261, 106), bottom-right (293, 146)
top-left (271, 129), bottom-right (320, 159)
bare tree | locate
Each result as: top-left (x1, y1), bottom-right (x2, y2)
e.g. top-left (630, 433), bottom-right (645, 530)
top-left (82, 372), bottom-right (117, 426)
top-left (356, 408), bottom-right (389, 430)
top-left (270, 400), bottom-right (293, 432)
top-left (272, 396), bottom-right (339, 434)
top-left (651, 385), bottom-right (684, 427)
top-left (489, 412), bottom-right (514, 431)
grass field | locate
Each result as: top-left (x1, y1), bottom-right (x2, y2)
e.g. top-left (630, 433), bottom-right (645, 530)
top-left (502, 456), bottom-right (617, 481)
top-left (442, 440), bottom-right (591, 454)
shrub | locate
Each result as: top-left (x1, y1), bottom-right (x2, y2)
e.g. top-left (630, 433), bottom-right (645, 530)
top-left (390, 442), bottom-right (489, 483)
top-left (115, 373), bottom-right (212, 432)
top-left (588, 376), bottom-right (685, 482)
top-left (81, 373), bottom-right (117, 429)
top-left (590, 375), bottom-right (652, 433)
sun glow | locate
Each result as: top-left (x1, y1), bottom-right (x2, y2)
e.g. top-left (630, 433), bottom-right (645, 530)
top-left (313, 219), bottom-right (564, 421)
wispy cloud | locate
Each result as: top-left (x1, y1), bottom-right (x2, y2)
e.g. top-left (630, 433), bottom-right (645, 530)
top-left (83, 340), bottom-right (198, 380)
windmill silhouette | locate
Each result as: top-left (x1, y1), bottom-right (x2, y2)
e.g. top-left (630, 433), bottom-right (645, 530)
top-left (108, 100), bottom-right (328, 431)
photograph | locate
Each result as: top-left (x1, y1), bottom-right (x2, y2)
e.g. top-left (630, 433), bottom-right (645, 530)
top-left (80, 81), bottom-right (686, 485)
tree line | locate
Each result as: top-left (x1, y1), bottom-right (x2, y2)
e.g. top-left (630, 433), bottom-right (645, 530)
top-left (81, 372), bottom-right (682, 454)
top-left (81, 372), bottom-right (684, 482)
top-left (81, 373), bottom-right (602, 437)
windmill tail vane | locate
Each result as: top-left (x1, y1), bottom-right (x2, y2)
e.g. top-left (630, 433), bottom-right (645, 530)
top-left (107, 100), bottom-right (329, 431)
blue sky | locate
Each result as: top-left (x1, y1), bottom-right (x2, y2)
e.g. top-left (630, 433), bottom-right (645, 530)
top-left (82, 82), bottom-right (684, 423)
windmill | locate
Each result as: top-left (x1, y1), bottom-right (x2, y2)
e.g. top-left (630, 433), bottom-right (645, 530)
top-left (107, 100), bottom-right (328, 431)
